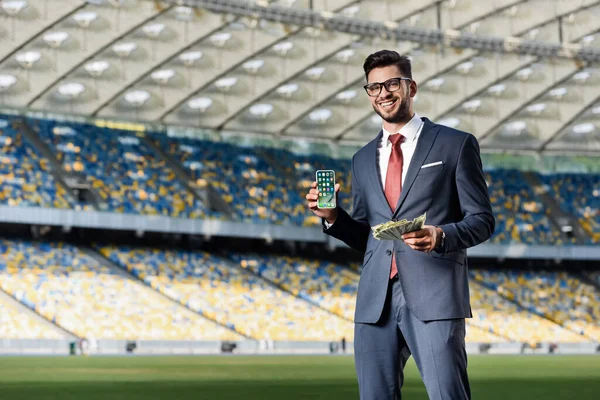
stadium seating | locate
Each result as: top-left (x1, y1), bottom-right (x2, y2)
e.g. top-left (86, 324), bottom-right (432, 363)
top-left (261, 148), bottom-right (353, 225)
top-left (485, 169), bottom-right (564, 245)
top-left (229, 254), bottom-right (358, 320)
top-left (465, 324), bottom-right (507, 343)
top-left (153, 135), bottom-right (306, 225)
top-left (469, 275), bottom-right (585, 343)
top-left (472, 269), bottom-right (600, 341)
top-left (29, 119), bottom-right (207, 218)
top-left (2, 236), bottom-right (598, 343)
top-left (0, 116), bottom-right (73, 209)
top-left (0, 239), bottom-right (238, 340)
top-left (0, 296), bottom-right (64, 339)
top-left (541, 173), bottom-right (600, 243)
top-left (99, 245), bottom-right (354, 341)
top-left (587, 271), bottom-right (600, 287)
top-left (226, 253), bottom-right (590, 343)
top-left (0, 115), bottom-right (593, 246)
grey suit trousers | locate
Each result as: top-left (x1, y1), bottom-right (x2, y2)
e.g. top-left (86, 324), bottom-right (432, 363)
top-left (354, 277), bottom-right (471, 400)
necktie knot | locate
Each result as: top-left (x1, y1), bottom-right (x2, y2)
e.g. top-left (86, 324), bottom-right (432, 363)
top-left (388, 134), bottom-right (404, 147)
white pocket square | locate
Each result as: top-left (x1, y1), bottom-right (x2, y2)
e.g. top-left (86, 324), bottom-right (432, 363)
top-left (421, 161), bottom-right (443, 169)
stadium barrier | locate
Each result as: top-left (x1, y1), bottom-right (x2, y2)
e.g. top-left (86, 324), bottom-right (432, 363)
top-left (1, 340), bottom-right (598, 356)
top-left (0, 339), bottom-right (73, 355)
top-left (2, 206), bottom-right (600, 260)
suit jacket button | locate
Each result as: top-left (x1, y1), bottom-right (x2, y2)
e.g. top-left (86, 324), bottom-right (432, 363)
top-left (386, 250), bottom-right (392, 256)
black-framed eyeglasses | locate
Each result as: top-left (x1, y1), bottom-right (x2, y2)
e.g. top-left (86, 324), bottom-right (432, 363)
top-left (363, 77), bottom-right (412, 97)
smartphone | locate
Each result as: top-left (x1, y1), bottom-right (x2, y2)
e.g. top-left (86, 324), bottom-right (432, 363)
top-left (316, 169), bottom-right (336, 209)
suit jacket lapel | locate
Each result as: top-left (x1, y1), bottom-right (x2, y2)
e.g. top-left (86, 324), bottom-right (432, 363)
top-left (393, 118), bottom-right (440, 218)
top-left (365, 130), bottom-right (390, 214)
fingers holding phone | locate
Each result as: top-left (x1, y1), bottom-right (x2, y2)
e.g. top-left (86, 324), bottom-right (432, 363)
top-left (306, 170), bottom-right (339, 224)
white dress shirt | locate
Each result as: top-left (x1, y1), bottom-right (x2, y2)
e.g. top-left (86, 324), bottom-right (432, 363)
top-left (378, 112), bottom-right (424, 189)
top-left (324, 113), bottom-right (424, 228)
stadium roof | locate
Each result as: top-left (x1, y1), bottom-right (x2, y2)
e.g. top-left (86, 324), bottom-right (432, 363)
top-left (1, 0), bottom-right (600, 153)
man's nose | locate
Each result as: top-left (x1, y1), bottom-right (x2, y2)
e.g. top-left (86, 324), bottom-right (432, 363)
top-left (379, 86), bottom-right (392, 98)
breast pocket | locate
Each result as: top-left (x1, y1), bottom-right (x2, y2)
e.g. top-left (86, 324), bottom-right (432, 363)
top-left (417, 163), bottom-right (445, 176)
top-left (414, 164), bottom-right (445, 197)
top-left (413, 164), bottom-right (445, 200)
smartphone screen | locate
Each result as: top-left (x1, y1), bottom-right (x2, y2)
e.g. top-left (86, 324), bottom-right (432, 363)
top-left (316, 170), bottom-right (336, 209)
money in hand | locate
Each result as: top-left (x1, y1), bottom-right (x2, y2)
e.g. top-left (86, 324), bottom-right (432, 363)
top-left (371, 213), bottom-right (427, 241)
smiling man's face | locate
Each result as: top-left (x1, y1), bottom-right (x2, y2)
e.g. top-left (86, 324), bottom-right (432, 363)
top-left (367, 65), bottom-right (415, 125)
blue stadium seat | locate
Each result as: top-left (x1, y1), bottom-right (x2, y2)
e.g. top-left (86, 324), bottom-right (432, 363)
top-left (541, 173), bottom-right (600, 244)
top-left (99, 245), bottom-right (354, 340)
top-left (29, 118), bottom-right (208, 218)
top-left (261, 148), bottom-right (353, 226)
top-left (152, 135), bottom-right (306, 225)
top-left (0, 116), bottom-right (73, 209)
top-left (0, 238), bottom-right (237, 340)
top-left (485, 169), bottom-right (563, 245)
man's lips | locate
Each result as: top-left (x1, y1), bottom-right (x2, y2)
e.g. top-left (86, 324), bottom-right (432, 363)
top-left (378, 99), bottom-right (397, 109)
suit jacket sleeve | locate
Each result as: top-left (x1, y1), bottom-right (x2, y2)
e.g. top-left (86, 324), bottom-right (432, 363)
top-left (439, 134), bottom-right (495, 252)
top-left (323, 154), bottom-right (371, 253)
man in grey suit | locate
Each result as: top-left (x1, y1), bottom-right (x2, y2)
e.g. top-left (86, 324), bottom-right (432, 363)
top-left (306, 50), bottom-right (494, 399)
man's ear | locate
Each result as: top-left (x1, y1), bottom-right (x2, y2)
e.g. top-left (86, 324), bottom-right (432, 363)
top-left (410, 81), bottom-right (418, 98)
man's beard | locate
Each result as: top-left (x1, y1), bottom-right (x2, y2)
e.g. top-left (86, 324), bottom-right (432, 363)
top-left (373, 95), bottom-right (411, 124)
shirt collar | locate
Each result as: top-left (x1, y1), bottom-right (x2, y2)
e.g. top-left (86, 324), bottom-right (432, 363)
top-left (382, 112), bottom-right (422, 145)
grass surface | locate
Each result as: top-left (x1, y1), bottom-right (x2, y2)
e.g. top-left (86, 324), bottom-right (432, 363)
top-left (0, 355), bottom-right (599, 399)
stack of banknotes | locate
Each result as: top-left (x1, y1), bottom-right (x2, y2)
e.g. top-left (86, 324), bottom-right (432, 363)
top-left (372, 213), bottom-right (427, 240)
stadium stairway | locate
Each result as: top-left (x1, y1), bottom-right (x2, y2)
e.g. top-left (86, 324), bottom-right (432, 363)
top-left (20, 119), bottom-right (104, 210)
top-left (142, 135), bottom-right (237, 219)
top-left (79, 246), bottom-right (140, 279)
top-left (254, 148), bottom-right (291, 179)
top-left (16, 119), bottom-right (82, 207)
top-left (0, 284), bottom-right (80, 339)
top-left (87, 246), bottom-right (250, 339)
top-left (18, 120), bottom-right (63, 177)
top-left (99, 245), bottom-right (354, 340)
top-left (224, 253), bottom-right (354, 323)
top-left (0, 288), bottom-right (76, 339)
top-left (521, 172), bottom-right (590, 244)
top-left (579, 271), bottom-right (600, 292)
top-left (228, 253), bottom-right (513, 343)
top-left (466, 279), bottom-right (582, 343)
top-left (471, 272), bottom-right (597, 342)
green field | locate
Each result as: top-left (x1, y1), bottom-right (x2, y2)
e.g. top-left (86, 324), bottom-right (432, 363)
top-left (0, 355), bottom-right (599, 399)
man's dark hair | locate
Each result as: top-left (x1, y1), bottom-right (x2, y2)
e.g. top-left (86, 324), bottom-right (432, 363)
top-left (363, 50), bottom-right (412, 81)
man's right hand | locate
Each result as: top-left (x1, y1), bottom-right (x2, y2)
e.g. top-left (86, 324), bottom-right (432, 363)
top-left (306, 181), bottom-right (340, 225)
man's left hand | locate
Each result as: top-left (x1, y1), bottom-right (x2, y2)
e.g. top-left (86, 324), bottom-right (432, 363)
top-left (402, 225), bottom-right (443, 252)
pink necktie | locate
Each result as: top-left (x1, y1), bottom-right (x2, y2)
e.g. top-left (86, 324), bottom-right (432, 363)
top-left (384, 134), bottom-right (404, 279)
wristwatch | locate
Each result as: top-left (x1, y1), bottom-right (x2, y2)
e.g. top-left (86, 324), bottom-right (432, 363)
top-left (437, 229), bottom-right (446, 250)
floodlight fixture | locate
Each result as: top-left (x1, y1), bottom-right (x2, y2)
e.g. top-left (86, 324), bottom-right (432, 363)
top-left (276, 83), bottom-right (299, 98)
top-left (72, 11), bottom-right (98, 28)
top-left (180, 51), bottom-right (203, 65)
top-left (273, 41), bottom-right (293, 56)
top-left (0, 74), bottom-right (17, 90)
top-left (336, 90), bottom-right (357, 103)
top-left (526, 103), bottom-right (547, 114)
top-left (151, 69), bottom-right (175, 84)
top-left (57, 82), bottom-right (85, 98)
top-left (215, 77), bottom-right (238, 91)
top-left (188, 97), bottom-right (213, 112)
top-left (438, 117), bottom-right (460, 128)
top-left (572, 122), bottom-right (595, 135)
top-left (308, 108), bottom-right (332, 123)
top-left (249, 103), bottom-right (274, 118)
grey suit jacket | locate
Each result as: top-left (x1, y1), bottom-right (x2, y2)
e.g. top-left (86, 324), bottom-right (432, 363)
top-left (325, 118), bottom-right (494, 323)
